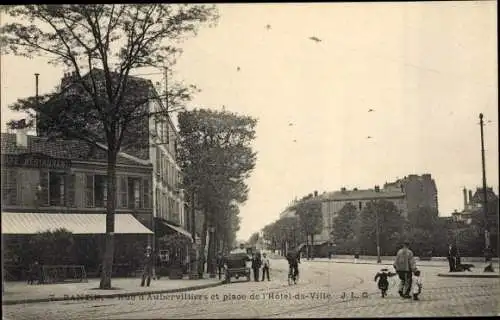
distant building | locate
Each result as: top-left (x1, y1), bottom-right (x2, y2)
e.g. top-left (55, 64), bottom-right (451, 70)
top-left (279, 199), bottom-right (299, 219)
top-left (384, 174), bottom-right (438, 213)
top-left (320, 186), bottom-right (407, 246)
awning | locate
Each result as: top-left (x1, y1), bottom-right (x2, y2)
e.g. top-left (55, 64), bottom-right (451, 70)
top-left (155, 219), bottom-right (193, 242)
top-left (1, 212), bottom-right (153, 235)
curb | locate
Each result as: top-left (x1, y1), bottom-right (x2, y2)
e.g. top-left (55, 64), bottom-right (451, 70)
top-left (2, 281), bottom-right (225, 306)
top-left (437, 273), bottom-right (500, 278)
top-left (308, 260), bottom-right (447, 268)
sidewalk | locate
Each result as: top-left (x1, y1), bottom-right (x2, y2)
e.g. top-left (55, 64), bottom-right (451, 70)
top-left (2, 276), bottom-right (224, 306)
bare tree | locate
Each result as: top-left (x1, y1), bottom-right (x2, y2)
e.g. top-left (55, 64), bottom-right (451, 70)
top-left (1, 4), bottom-right (218, 289)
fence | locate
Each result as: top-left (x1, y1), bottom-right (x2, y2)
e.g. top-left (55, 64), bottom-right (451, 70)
top-left (41, 265), bottom-right (88, 284)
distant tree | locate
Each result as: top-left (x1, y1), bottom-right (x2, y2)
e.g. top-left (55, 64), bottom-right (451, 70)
top-left (1, 4), bottom-right (218, 289)
top-left (358, 200), bottom-right (405, 256)
top-left (248, 232), bottom-right (260, 247)
top-left (177, 108), bottom-right (257, 275)
top-left (296, 198), bottom-right (323, 260)
top-left (331, 202), bottom-right (358, 243)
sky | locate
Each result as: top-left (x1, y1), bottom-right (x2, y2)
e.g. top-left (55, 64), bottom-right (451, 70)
top-left (1, 2), bottom-right (498, 241)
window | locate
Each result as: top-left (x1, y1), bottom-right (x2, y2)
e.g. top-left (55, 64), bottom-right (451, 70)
top-left (155, 188), bottom-right (161, 217)
top-left (127, 177), bottom-right (141, 209)
top-left (2, 168), bottom-right (18, 205)
top-left (85, 174), bottom-right (94, 207)
top-left (118, 176), bottom-right (128, 208)
top-left (155, 149), bottom-right (161, 176)
top-left (49, 172), bottom-right (65, 206)
top-left (94, 175), bottom-right (107, 207)
top-left (165, 123), bottom-right (170, 145)
top-left (358, 201), bottom-right (362, 210)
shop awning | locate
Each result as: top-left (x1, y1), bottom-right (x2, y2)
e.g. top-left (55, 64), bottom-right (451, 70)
top-left (155, 219), bottom-right (193, 242)
top-left (1, 212), bottom-right (153, 235)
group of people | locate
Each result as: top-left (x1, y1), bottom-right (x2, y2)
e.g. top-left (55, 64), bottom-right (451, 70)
top-left (374, 241), bottom-right (423, 301)
top-left (217, 249), bottom-right (272, 282)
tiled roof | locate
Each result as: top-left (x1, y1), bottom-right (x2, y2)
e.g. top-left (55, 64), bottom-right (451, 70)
top-left (320, 189), bottom-right (405, 201)
top-left (1, 133), bottom-right (150, 167)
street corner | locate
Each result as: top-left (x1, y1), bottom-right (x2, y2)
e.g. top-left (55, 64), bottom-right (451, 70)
top-left (437, 272), bottom-right (500, 278)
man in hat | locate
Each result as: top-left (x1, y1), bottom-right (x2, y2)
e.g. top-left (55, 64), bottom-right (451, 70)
top-left (393, 240), bottom-right (416, 299)
top-left (141, 245), bottom-right (153, 287)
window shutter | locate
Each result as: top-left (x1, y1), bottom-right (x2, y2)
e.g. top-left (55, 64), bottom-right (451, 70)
top-left (66, 173), bottom-right (76, 207)
top-left (143, 178), bottom-right (151, 208)
top-left (85, 174), bottom-right (94, 207)
top-left (39, 169), bottom-right (49, 206)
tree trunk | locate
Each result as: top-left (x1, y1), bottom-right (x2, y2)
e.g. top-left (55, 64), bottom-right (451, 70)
top-left (207, 228), bottom-right (214, 274)
top-left (100, 149), bottom-right (117, 289)
top-left (198, 212), bottom-right (207, 277)
top-left (310, 234), bottom-right (315, 260)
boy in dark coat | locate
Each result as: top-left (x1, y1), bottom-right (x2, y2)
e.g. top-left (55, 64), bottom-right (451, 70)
top-left (251, 253), bottom-right (261, 282)
top-left (374, 267), bottom-right (397, 297)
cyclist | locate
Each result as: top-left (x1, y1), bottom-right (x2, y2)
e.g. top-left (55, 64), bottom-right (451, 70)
top-left (286, 249), bottom-right (300, 282)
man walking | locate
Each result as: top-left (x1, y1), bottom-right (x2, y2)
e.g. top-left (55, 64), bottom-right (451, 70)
top-left (140, 245), bottom-right (153, 287)
top-left (216, 252), bottom-right (225, 280)
top-left (393, 240), bottom-right (416, 299)
top-left (251, 253), bottom-right (261, 282)
top-left (261, 253), bottom-right (271, 281)
top-left (447, 243), bottom-right (457, 272)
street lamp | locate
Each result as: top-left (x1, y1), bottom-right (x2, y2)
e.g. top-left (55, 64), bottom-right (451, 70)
top-left (375, 203), bottom-right (381, 264)
top-left (479, 113), bottom-right (494, 272)
top-left (208, 226), bottom-right (216, 278)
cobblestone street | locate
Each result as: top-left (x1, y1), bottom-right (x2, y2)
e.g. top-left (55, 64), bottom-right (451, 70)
top-left (3, 259), bottom-right (499, 319)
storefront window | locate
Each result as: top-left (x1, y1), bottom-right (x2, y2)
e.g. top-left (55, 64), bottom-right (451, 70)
top-left (49, 171), bottom-right (65, 206)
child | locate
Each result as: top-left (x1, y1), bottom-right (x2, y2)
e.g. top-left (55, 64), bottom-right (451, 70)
top-left (374, 267), bottom-right (397, 297)
top-left (412, 270), bottom-right (423, 300)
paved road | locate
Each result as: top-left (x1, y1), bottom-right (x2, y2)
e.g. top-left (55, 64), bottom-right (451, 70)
top-left (3, 260), bottom-right (499, 319)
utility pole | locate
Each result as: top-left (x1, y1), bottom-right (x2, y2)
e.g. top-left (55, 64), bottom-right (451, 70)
top-left (375, 201), bottom-right (381, 264)
top-left (35, 73), bottom-right (40, 136)
top-left (164, 67), bottom-right (169, 112)
top-left (479, 113), bottom-right (493, 271)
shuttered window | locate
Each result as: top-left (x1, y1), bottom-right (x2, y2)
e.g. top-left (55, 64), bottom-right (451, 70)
top-left (2, 168), bottom-right (18, 205)
top-left (65, 173), bottom-right (76, 207)
top-left (85, 174), bottom-right (94, 207)
top-left (143, 178), bottom-right (151, 208)
top-left (118, 176), bottom-right (128, 208)
top-left (39, 170), bottom-right (49, 206)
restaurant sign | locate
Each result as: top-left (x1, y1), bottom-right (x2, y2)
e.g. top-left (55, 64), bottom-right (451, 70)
top-left (2, 153), bottom-right (71, 169)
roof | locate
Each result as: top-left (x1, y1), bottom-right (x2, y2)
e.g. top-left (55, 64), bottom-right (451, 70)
top-left (1, 133), bottom-right (151, 167)
top-left (1, 212), bottom-right (153, 235)
top-left (320, 189), bottom-right (405, 201)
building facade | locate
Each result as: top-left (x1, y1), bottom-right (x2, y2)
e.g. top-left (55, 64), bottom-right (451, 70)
top-left (319, 186), bottom-right (407, 245)
top-left (384, 174), bottom-right (439, 213)
top-left (1, 132), bottom-right (154, 228)
top-left (37, 70), bottom-right (189, 235)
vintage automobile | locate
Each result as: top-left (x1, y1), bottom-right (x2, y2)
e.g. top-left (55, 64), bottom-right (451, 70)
top-left (224, 252), bottom-right (251, 283)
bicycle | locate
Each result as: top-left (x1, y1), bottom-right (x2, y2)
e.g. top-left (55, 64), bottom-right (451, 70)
top-left (288, 266), bottom-right (298, 285)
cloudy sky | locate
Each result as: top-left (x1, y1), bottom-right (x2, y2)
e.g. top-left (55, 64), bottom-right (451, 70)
top-left (1, 2), bottom-right (498, 240)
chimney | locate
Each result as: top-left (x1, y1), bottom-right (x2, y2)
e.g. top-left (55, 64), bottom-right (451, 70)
top-left (16, 128), bottom-right (28, 148)
top-left (463, 188), bottom-right (468, 208)
top-left (468, 190), bottom-right (473, 204)
top-left (374, 185), bottom-right (380, 192)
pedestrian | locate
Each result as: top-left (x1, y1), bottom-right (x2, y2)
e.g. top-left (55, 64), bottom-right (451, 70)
top-left (261, 253), bottom-right (271, 281)
top-left (354, 249), bottom-right (360, 264)
top-left (447, 243), bottom-right (457, 272)
top-left (374, 267), bottom-right (397, 298)
top-left (251, 253), bottom-right (261, 282)
top-left (140, 245), bottom-right (153, 287)
top-left (216, 252), bottom-right (225, 280)
top-left (27, 261), bottom-right (41, 285)
top-left (393, 240), bottom-right (417, 299)
top-left (412, 270), bottom-right (423, 301)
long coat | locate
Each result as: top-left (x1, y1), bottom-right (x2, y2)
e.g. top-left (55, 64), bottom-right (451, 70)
top-left (393, 248), bottom-right (416, 272)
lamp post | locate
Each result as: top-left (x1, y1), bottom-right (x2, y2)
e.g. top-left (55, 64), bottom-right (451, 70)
top-left (479, 113), bottom-right (494, 272)
top-left (375, 205), bottom-right (381, 264)
top-left (208, 226), bottom-right (216, 278)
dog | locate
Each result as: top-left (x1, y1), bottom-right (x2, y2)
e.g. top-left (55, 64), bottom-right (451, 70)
top-left (455, 263), bottom-right (474, 272)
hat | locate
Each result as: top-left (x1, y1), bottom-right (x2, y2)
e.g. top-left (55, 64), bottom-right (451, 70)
top-left (403, 240), bottom-right (410, 246)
